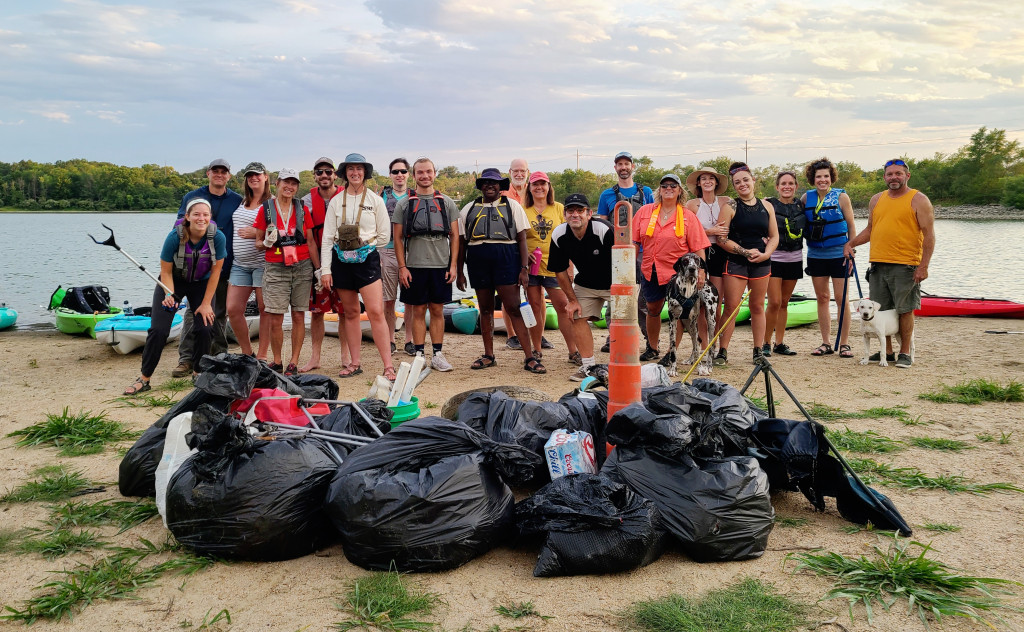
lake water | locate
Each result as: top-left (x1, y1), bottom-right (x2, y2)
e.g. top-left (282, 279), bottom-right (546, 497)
top-left (1, 213), bottom-right (1022, 327)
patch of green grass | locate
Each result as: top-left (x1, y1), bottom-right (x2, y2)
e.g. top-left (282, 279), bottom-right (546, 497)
top-left (789, 535), bottom-right (1019, 627)
top-left (977, 433), bottom-right (995, 443)
top-left (919, 379), bottom-right (1024, 404)
top-left (806, 402), bottom-right (846, 421)
top-left (179, 608), bottom-right (231, 630)
top-left (28, 358), bottom-right (38, 368)
top-left (162, 378), bottom-right (193, 393)
top-left (921, 523), bottom-right (962, 533)
top-left (909, 437), bottom-right (974, 452)
top-left (999, 431), bottom-right (1013, 445)
top-left (6, 407), bottom-right (138, 456)
top-left (115, 392), bottom-right (180, 408)
top-left (826, 427), bottom-right (903, 454)
top-left (621, 577), bottom-right (806, 632)
top-left (847, 458), bottom-right (1023, 495)
top-left (18, 529), bottom-right (104, 559)
top-left (808, 402), bottom-right (921, 425)
top-left (773, 517), bottom-right (809, 528)
top-left (744, 394), bottom-right (779, 412)
top-left (495, 601), bottom-right (551, 620)
top-left (0, 467), bottom-right (100, 503)
top-left (48, 498), bottom-right (158, 533)
top-left (422, 401), bottom-right (438, 409)
top-left (334, 570), bottom-right (440, 631)
top-left (0, 528), bottom-right (28, 553)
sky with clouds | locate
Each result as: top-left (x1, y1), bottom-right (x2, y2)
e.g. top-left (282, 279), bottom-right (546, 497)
top-left (1, 0), bottom-right (1022, 175)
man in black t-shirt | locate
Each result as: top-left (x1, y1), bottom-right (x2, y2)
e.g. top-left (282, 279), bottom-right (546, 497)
top-left (547, 193), bottom-right (615, 381)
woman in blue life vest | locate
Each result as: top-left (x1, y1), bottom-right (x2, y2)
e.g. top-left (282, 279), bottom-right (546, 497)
top-left (123, 199), bottom-right (226, 395)
top-left (801, 158), bottom-right (856, 358)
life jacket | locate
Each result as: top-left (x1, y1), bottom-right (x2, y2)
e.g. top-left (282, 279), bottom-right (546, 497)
top-left (768, 198), bottom-right (805, 252)
top-left (804, 188), bottom-right (848, 249)
top-left (173, 223), bottom-right (217, 282)
top-left (613, 183), bottom-right (646, 212)
top-left (308, 187), bottom-right (342, 246)
top-left (404, 191), bottom-right (450, 247)
top-left (465, 196), bottom-right (517, 242)
top-left (261, 198), bottom-right (306, 248)
top-left (52, 285), bottom-right (111, 313)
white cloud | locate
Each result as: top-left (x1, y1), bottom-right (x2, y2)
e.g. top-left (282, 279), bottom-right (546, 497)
top-left (40, 111), bottom-right (71, 123)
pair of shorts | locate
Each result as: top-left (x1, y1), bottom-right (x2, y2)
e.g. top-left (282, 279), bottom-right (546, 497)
top-left (706, 244), bottom-right (727, 277)
top-left (770, 260), bottom-right (803, 281)
top-left (309, 281), bottom-right (343, 314)
top-left (228, 264), bottom-right (264, 288)
top-left (466, 243), bottom-right (520, 289)
top-left (379, 247), bottom-right (400, 302)
top-left (806, 256), bottom-right (850, 279)
top-left (640, 265), bottom-right (669, 303)
top-left (400, 268), bottom-right (453, 305)
top-left (725, 257), bottom-right (771, 280)
top-left (331, 249), bottom-right (382, 291)
top-left (574, 284), bottom-right (610, 320)
top-left (528, 274), bottom-right (560, 289)
top-left (262, 259), bottom-right (313, 314)
top-left (868, 262), bottom-right (921, 314)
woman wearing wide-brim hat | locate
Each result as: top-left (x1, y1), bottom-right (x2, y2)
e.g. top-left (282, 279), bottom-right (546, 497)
top-left (320, 152), bottom-right (397, 382)
top-left (685, 166), bottom-right (731, 347)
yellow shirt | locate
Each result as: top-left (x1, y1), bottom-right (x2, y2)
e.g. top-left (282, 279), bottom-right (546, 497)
top-left (524, 202), bottom-right (565, 277)
top-left (870, 189), bottom-right (923, 265)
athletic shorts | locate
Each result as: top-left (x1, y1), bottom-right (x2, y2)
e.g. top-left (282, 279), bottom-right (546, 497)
top-left (331, 249), bottom-right (382, 291)
top-left (262, 259), bottom-right (313, 314)
top-left (706, 244), bottom-right (727, 277)
top-left (228, 264), bottom-right (264, 288)
top-left (725, 258), bottom-right (771, 280)
top-left (466, 243), bottom-right (520, 288)
top-left (770, 260), bottom-right (803, 281)
top-left (528, 274), bottom-right (560, 289)
top-left (379, 247), bottom-right (400, 302)
top-left (574, 284), bottom-right (611, 320)
top-left (640, 265), bottom-right (669, 303)
top-left (868, 262), bottom-right (921, 314)
top-left (400, 267), bottom-right (453, 306)
top-left (309, 281), bottom-right (343, 314)
top-left (806, 256), bottom-right (850, 279)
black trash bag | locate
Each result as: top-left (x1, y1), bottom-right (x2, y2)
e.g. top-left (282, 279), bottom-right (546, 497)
top-left (195, 353), bottom-right (261, 399)
top-left (288, 373), bottom-right (339, 401)
top-left (557, 391), bottom-right (608, 468)
top-left (689, 378), bottom-right (766, 458)
top-left (603, 447), bottom-right (774, 562)
top-left (605, 403), bottom-right (696, 457)
top-left (514, 473), bottom-right (667, 577)
top-left (325, 417), bottom-right (542, 572)
top-left (165, 405), bottom-right (338, 561)
top-left (749, 417), bottom-right (912, 536)
top-left (642, 382), bottom-right (715, 418)
top-left (253, 363), bottom-right (306, 396)
top-left (117, 389), bottom-right (232, 497)
top-left (317, 399), bottom-right (392, 437)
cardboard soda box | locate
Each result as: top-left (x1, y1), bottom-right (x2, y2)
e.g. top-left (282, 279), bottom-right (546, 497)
top-left (544, 429), bottom-right (596, 480)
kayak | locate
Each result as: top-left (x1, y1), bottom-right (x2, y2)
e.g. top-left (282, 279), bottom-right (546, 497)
top-left (95, 309), bottom-right (184, 354)
top-left (49, 285), bottom-right (123, 338)
top-left (594, 303), bottom-right (670, 329)
top-left (54, 306), bottom-right (123, 337)
top-left (0, 304), bottom-right (17, 330)
top-left (442, 300), bottom-right (555, 334)
top-left (733, 295), bottom-right (818, 327)
top-left (915, 294), bottom-right (1024, 318)
top-left (324, 311), bottom-right (403, 340)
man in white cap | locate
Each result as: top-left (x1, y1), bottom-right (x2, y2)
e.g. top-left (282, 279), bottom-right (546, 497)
top-left (172, 158), bottom-right (242, 376)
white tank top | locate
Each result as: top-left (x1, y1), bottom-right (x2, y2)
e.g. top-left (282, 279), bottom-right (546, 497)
top-left (696, 198), bottom-right (720, 244)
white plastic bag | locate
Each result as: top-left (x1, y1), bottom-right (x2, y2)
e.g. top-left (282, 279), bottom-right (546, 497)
top-left (155, 412), bottom-right (198, 527)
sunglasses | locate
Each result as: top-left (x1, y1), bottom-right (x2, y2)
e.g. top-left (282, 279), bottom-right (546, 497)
top-left (729, 165), bottom-right (751, 176)
top-left (314, 169), bottom-right (334, 176)
top-left (564, 207), bottom-right (588, 215)
top-left (885, 159), bottom-right (907, 168)
top-left (660, 182), bottom-right (680, 189)
top-left (391, 169), bottom-right (409, 175)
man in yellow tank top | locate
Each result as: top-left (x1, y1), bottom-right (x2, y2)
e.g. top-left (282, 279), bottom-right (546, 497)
top-left (847, 159), bottom-right (935, 368)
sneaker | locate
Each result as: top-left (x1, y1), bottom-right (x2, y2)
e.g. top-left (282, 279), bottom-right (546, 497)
top-left (567, 351), bottom-right (582, 366)
top-left (868, 352), bottom-right (897, 362)
top-left (541, 336), bottom-right (554, 349)
top-left (753, 347), bottom-right (763, 364)
top-left (773, 343), bottom-right (797, 356)
top-left (639, 346), bottom-right (660, 361)
top-left (506, 335), bottom-right (522, 350)
top-left (895, 353), bottom-right (913, 369)
top-left (600, 337), bottom-right (610, 353)
top-left (171, 361), bottom-right (192, 378)
top-left (404, 341), bottom-right (417, 356)
top-left (390, 342), bottom-right (397, 355)
top-left (761, 343), bottom-right (772, 357)
top-left (713, 349), bottom-right (728, 366)
top-left (569, 365), bottom-right (590, 382)
top-left (431, 351), bottom-right (454, 372)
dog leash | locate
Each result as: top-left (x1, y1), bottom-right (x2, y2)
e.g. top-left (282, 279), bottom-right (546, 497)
top-left (682, 289), bottom-right (749, 383)
top-left (833, 254), bottom-right (861, 352)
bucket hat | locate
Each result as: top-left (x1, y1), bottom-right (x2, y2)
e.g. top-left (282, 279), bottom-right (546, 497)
top-left (338, 153), bottom-right (373, 179)
top-left (685, 166), bottom-right (728, 196)
top-left (475, 167), bottom-right (510, 190)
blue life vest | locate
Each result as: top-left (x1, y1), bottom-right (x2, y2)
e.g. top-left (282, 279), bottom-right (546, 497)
top-left (804, 188), bottom-right (848, 249)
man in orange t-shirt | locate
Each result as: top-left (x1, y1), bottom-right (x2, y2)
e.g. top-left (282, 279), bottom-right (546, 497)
top-left (848, 158), bottom-right (935, 368)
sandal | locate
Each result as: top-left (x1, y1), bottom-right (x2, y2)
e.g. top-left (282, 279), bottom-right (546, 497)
top-left (470, 354), bottom-right (496, 370)
top-left (838, 344), bottom-right (854, 358)
top-left (524, 356), bottom-right (547, 374)
top-left (338, 364), bottom-right (363, 378)
top-left (123, 377), bottom-right (151, 396)
top-left (268, 362), bottom-right (284, 372)
top-left (284, 363), bottom-right (299, 376)
top-left (811, 343), bottom-right (833, 356)
top-left (382, 366), bottom-right (397, 382)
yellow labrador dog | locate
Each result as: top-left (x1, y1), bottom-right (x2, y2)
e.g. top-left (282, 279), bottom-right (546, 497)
top-left (852, 298), bottom-right (914, 367)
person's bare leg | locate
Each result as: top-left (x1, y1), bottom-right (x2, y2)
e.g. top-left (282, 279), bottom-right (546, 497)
top-left (898, 311), bottom-right (914, 355)
top-left (338, 289), bottom-right (363, 372)
top-left (410, 304), bottom-right (428, 345)
top-left (748, 277), bottom-right (770, 349)
top-left (226, 284), bottom-right (254, 355)
top-left (359, 281), bottom-right (394, 372)
top-left (573, 317), bottom-right (594, 359)
top-left (266, 312), bottom-right (284, 364)
top-left (775, 279), bottom-right (797, 345)
top-left (765, 277), bottom-right (782, 349)
top-left (646, 299), bottom-right (665, 351)
top-left (718, 275), bottom-right (747, 351)
top-left (497, 284), bottom-right (536, 362)
top-left (288, 309), bottom-right (305, 366)
top-left (476, 289), bottom-right (496, 359)
top-left (300, 311), bottom-right (324, 372)
top-left (526, 284), bottom-right (545, 353)
top-left (384, 299), bottom-right (398, 347)
top-left (546, 287), bottom-right (577, 354)
top-left (811, 275), bottom-right (832, 346)
top-left (428, 302), bottom-right (444, 347)
top-left (254, 288), bottom-right (270, 361)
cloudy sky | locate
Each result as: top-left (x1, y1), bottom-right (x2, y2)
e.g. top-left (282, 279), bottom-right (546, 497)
top-left (1, 0), bottom-right (1022, 174)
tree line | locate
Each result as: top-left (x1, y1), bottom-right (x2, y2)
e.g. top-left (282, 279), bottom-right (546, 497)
top-left (2, 127), bottom-right (1022, 212)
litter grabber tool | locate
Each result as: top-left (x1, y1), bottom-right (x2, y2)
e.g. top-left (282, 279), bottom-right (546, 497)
top-left (89, 224), bottom-right (178, 301)
top-left (303, 398), bottom-right (384, 437)
top-left (985, 330), bottom-right (1024, 334)
top-left (237, 395), bottom-right (354, 462)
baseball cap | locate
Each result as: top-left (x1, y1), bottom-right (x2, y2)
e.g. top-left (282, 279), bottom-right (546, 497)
top-left (277, 168), bottom-right (300, 182)
top-left (242, 161), bottom-right (266, 176)
top-left (208, 158), bottom-right (231, 171)
top-left (660, 173), bottom-right (682, 186)
top-left (564, 193), bottom-right (590, 209)
top-left (528, 171), bottom-right (550, 183)
top-left (613, 151), bottom-right (633, 163)
top-left (313, 156), bottom-right (335, 170)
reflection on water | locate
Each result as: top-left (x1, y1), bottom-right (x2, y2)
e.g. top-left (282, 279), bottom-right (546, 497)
top-left (1, 213), bottom-right (1021, 327)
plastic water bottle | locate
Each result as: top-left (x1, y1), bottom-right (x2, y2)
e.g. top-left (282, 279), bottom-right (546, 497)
top-left (122, 300), bottom-right (133, 316)
top-left (519, 297), bottom-right (538, 329)
top-left (530, 246), bottom-right (542, 275)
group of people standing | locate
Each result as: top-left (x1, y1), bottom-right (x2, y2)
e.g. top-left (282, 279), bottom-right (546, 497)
top-left (122, 151), bottom-right (935, 395)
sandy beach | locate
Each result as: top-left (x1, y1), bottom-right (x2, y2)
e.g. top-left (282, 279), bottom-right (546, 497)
top-left (1, 315), bottom-right (1022, 632)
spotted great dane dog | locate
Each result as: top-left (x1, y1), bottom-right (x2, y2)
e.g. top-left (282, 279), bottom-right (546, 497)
top-left (658, 253), bottom-right (718, 377)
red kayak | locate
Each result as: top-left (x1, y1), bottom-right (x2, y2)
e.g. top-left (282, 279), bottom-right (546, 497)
top-left (915, 295), bottom-right (1024, 318)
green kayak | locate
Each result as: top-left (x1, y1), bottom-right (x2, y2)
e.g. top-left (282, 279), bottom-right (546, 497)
top-left (734, 295), bottom-right (818, 327)
top-left (54, 306), bottom-right (124, 337)
top-left (450, 301), bottom-right (560, 335)
top-left (49, 285), bottom-right (123, 338)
